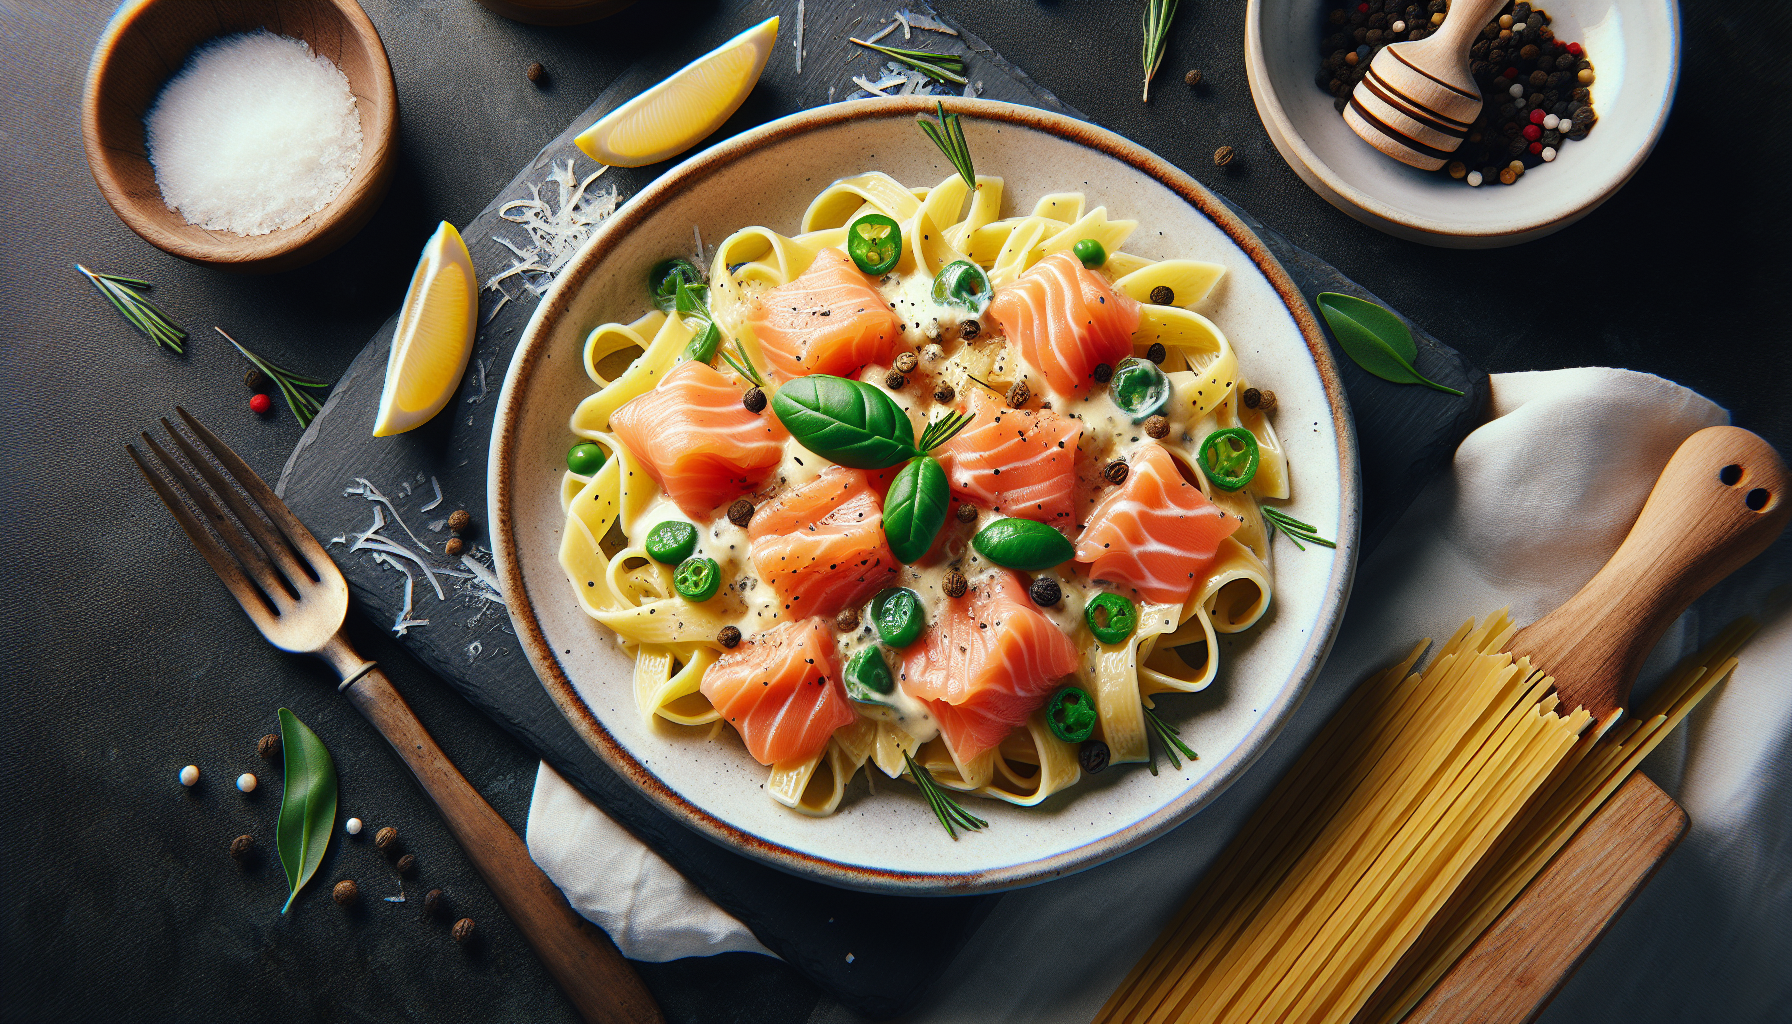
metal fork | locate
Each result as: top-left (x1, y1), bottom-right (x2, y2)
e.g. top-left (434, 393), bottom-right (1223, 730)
top-left (129, 409), bottom-right (662, 1024)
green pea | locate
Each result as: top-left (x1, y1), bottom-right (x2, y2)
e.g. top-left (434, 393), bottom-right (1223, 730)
top-left (1108, 357), bottom-right (1172, 422)
top-left (1072, 238), bottom-right (1107, 269)
top-left (644, 521), bottom-right (698, 565)
top-left (567, 441), bottom-right (606, 476)
top-left (871, 588), bottom-right (926, 648)
top-left (673, 556), bottom-right (721, 601)
top-left (1046, 686), bottom-right (1097, 743)
top-left (1085, 592), bottom-right (1138, 645)
top-left (844, 646), bottom-right (896, 703)
top-left (972, 518), bottom-right (1075, 571)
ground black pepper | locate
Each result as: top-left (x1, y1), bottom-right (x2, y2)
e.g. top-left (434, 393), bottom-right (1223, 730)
top-left (1092, 363), bottom-right (1114, 384)
top-left (959, 319), bottom-right (980, 340)
top-left (742, 386), bottom-right (767, 413)
top-left (1029, 577), bottom-right (1061, 607)
top-left (894, 351), bottom-right (919, 374)
top-left (942, 569), bottom-right (968, 599)
top-left (1079, 740), bottom-right (1110, 774)
top-left (1149, 285), bottom-right (1175, 305)
top-left (1145, 342), bottom-right (1167, 364)
top-left (955, 503), bottom-right (978, 525)
top-left (718, 625), bottom-right (742, 649)
top-left (1105, 460), bottom-right (1130, 485)
top-left (727, 499), bottom-right (755, 528)
top-left (933, 383), bottom-right (956, 403)
top-left (884, 370), bottom-right (907, 390)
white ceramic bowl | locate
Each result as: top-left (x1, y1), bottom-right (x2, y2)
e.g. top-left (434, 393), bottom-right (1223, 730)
top-left (1246, 0), bottom-right (1679, 246)
top-left (490, 99), bottom-right (1359, 893)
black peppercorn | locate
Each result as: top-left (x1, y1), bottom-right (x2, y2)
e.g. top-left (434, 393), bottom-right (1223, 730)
top-left (933, 383), bottom-right (956, 403)
top-left (375, 826), bottom-right (398, 851)
top-left (258, 733), bottom-right (281, 761)
top-left (727, 499), bottom-right (755, 528)
top-left (447, 509), bottom-right (472, 534)
top-left (445, 537), bottom-right (465, 556)
top-left (1144, 415), bottom-right (1170, 440)
top-left (1184, 68), bottom-right (1202, 85)
top-left (230, 834), bottom-right (255, 861)
top-left (942, 569), bottom-right (968, 599)
top-left (717, 626), bottom-right (742, 650)
top-left (1092, 363), bottom-right (1114, 384)
top-left (452, 918), bottom-right (476, 943)
top-left (836, 608), bottom-right (860, 632)
top-left (1149, 285), bottom-right (1175, 306)
top-left (742, 386), bottom-right (767, 413)
top-left (885, 370), bottom-right (907, 390)
top-left (244, 368), bottom-right (270, 391)
top-left (1213, 145), bottom-right (1236, 167)
top-left (959, 319), bottom-right (980, 340)
top-left (1029, 576), bottom-right (1061, 607)
top-left (1105, 460), bottom-right (1130, 486)
top-left (1006, 380), bottom-right (1030, 408)
top-left (396, 853), bottom-right (416, 875)
top-left (894, 351), bottom-right (919, 374)
top-left (1079, 740), bottom-right (1111, 774)
top-left (1145, 342), bottom-right (1167, 364)
top-left (333, 879), bottom-right (359, 906)
top-left (955, 503), bottom-right (978, 525)
top-left (423, 889), bottom-right (443, 917)
top-left (526, 61), bottom-right (544, 84)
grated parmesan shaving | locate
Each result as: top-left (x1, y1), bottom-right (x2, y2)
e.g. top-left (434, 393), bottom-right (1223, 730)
top-left (428, 518), bottom-right (447, 533)
top-left (345, 478), bottom-right (430, 549)
top-left (692, 225), bottom-right (708, 279)
top-left (483, 292), bottom-right (510, 324)
top-left (794, 0), bottom-right (805, 74)
top-left (460, 552), bottom-right (505, 602)
top-left (962, 79), bottom-right (984, 98)
top-left (853, 74), bottom-right (898, 96)
top-left (896, 9), bottom-right (958, 35)
top-left (484, 160), bottom-right (616, 302)
top-left (465, 358), bottom-right (491, 405)
top-left (420, 476), bottom-right (443, 512)
top-left (865, 20), bottom-right (898, 44)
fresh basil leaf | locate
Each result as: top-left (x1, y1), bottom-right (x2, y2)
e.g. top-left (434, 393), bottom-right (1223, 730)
top-left (972, 517), bottom-right (1076, 570)
top-left (682, 321), bottom-right (722, 364)
top-left (673, 278), bottom-right (709, 319)
top-left (649, 258), bottom-right (702, 312)
top-left (1315, 292), bottom-right (1464, 396)
top-left (771, 375), bottom-right (918, 469)
top-left (275, 708), bottom-right (338, 914)
top-left (885, 456), bottom-right (949, 563)
top-left (844, 646), bottom-right (897, 704)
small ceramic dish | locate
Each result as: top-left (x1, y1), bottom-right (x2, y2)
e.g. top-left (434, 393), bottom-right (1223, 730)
top-left (1246, 0), bottom-right (1679, 247)
top-left (490, 99), bottom-right (1360, 894)
top-left (80, 0), bottom-right (398, 274)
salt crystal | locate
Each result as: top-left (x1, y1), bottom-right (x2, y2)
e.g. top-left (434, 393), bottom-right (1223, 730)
top-left (145, 31), bottom-right (363, 236)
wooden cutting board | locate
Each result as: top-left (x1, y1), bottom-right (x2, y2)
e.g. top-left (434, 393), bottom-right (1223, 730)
top-left (275, 1), bottom-right (1486, 1017)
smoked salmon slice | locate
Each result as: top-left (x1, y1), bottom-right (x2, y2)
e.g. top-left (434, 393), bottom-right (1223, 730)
top-left (749, 467), bottom-right (899, 620)
top-left (747, 247), bottom-right (905, 380)
top-left (899, 571), bottom-right (1079, 761)
top-left (610, 359), bottom-right (788, 519)
top-left (1075, 443), bottom-right (1239, 605)
top-left (936, 387), bottom-right (1082, 526)
top-left (702, 618), bottom-right (855, 766)
top-left (987, 250), bottom-right (1143, 395)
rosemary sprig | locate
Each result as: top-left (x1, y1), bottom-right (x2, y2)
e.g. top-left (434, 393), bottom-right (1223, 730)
top-left (1142, 701), bottom-right (1198, 776)
top-left (917, 100), bottom-right (976, 189)
top-left (851, 38), bottom-right (968, 85)
top-left (77, 265), bottom-right (187, 353)
top-left (216, 328), bottom-right (334, 428)
top-left (1141, 0), bottom-right (1181, 103)
top-left (1262, 507), bottom-right (1337, 552)
top-left (718, 337), bottom-right (767, 389)
top-left (904, 749), bottom-right (988, 840)
top-left (917, 409), bottom-right (976, 453)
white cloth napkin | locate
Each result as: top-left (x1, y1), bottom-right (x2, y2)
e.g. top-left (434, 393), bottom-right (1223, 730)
top-left (527, 368), bottom-right (1792, 1022)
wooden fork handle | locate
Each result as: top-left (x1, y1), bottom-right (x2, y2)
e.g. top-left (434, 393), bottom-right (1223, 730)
top-left (323, 637), bottom-right (664, 1024)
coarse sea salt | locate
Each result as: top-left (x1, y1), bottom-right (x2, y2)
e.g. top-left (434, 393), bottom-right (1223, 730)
top-left (145, 30), bottom-right (363, 237)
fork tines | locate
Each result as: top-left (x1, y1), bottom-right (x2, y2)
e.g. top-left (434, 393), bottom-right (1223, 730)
top-left (127, 408), bottom-right (329, 631)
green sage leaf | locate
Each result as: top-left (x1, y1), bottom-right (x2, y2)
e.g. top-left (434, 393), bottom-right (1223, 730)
top-left (972, 517), bottom-right (1076, 570)
top-left (885, 456), bottom-right (950, 564)
top-left (276, 708), bottom-right (339, 914)
top-left (771, 375), bottom-right (918, 469)
top-left (1315, 292), bottom-right (1465, 396)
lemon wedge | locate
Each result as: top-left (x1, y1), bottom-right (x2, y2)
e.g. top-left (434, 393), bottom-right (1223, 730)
top-left (575, 16), bottom-right (779, 168)
top-left (372, 221), bottom-right (478, 437)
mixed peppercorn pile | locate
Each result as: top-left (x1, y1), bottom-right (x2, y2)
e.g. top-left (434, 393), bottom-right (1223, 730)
top-left (1317, 0), bottom-right (1599, 186)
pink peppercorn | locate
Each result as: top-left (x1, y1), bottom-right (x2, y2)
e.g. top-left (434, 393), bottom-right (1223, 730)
top-left (249, 393), bottom-right (273, 415)
top-left (1523, 123), bottom-right (1542, 141)
top-left (1528, 141), bottom-right (1544, 155)
top-left (1503, 67), bottom-right (1518, 78)
top-left (1530, 108), bottom-right (1547, 124)
top-left (1567, 41), bottom-right (1583, 56)
top-left (1357, 2), bottom-right (1369, 11)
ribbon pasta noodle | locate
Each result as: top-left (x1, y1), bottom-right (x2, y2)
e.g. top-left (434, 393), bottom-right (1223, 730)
top-left (557, 170), bottom-right (1303, 823)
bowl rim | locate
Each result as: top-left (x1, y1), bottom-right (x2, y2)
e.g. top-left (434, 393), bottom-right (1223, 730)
top-left (489, 97), bottom-right (1362, 894)
top-left (79, 0), bottom-right (399, 272)
top-left (1243, 0), bottom-right (1681, 247)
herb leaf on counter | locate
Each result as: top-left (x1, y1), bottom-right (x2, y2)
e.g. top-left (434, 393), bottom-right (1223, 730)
top-left (217, 328), bottom-right (334, 428)
top-left (771, 374), bottom-right (917, 468)
top-left (1141, 0), bottom-right (1181, 103)
top-left (77, 265), bottom-right (187, 353)
top-left (852, 39), bottom-right (968, 86)
top-left (1315, 292), bottom-right (1465, 396)
top-left (275, 708), bottom-right (339, 913)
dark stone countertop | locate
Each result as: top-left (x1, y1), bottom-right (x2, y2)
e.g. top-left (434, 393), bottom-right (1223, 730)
top-left (2, 1), bottom-right (1787, 1021)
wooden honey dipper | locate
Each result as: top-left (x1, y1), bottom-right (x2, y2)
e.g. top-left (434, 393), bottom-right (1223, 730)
top-left (1344, 0), bottom-right (1507, 170)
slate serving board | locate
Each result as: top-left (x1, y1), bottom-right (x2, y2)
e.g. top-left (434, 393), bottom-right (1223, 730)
top-left (277, 2), bottom-right (1486, 1017)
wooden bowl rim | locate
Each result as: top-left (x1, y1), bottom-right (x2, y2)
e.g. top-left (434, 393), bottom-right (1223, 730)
top-left (79, 0), bottom-right (398, 270)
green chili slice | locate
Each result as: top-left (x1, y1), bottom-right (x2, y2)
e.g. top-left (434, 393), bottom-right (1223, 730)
top-left (1199, 427), bottom-right (1261, 492)
top-left (847, 214), bottom-right (903, 275)
top-left (1046, 686), bottom-right (1098, 743)
top-left (649, 258), bottom-right (703, 313)
top-left (1072, 238), bottom-right (1107, 269)
top-left (931, 260), bottom-right (993, 314)
top-left (1109, 357), bottom-right (1171, 421)
top-left (1085, 592), bottom-right (1138, 645)
top-left (644, 521), bottom-right (698, 565)
top-left (673, 556), bottom-right (722, 601)
top-left (844, 646), bottom-right (897, 702)
top-left (872, 587), bottom-right (926, 648)
top-left (566, 441), bottom-right (606, 476)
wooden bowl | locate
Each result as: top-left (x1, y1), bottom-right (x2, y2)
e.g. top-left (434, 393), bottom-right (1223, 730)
top-left (81, 0), bottom-right (398, 274)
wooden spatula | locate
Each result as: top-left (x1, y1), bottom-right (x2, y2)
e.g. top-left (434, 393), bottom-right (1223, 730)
top-left (1345, 0), bottom-right (1505, 170)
